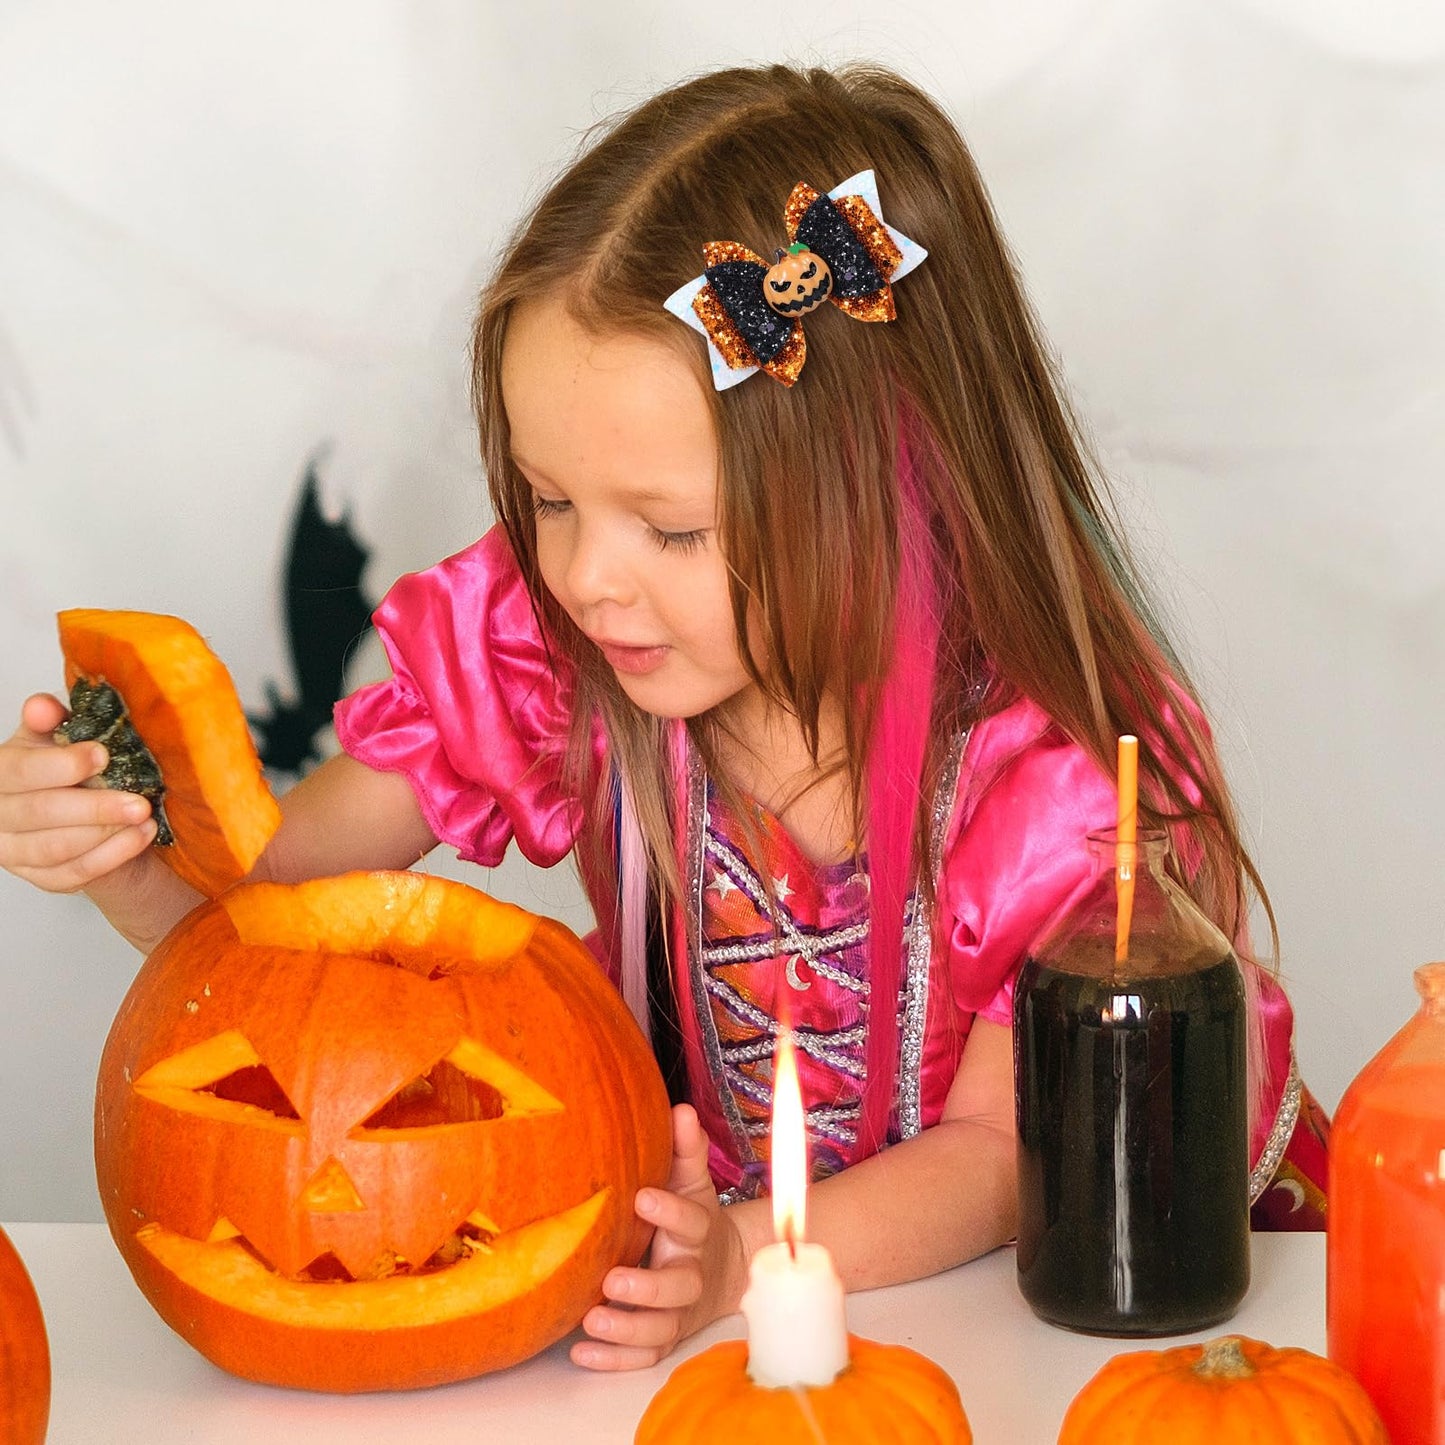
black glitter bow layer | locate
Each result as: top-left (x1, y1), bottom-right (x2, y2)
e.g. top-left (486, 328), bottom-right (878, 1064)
top-left (691, 181), bottom-right (908, 387)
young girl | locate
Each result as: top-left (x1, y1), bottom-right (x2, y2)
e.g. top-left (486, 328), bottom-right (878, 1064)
top-left (0, 63), bottom-right (1327, 1370)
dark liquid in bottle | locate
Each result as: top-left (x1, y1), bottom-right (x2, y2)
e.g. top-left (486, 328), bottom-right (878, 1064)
top-left (1014, 949), bottom-right (1250, 1335)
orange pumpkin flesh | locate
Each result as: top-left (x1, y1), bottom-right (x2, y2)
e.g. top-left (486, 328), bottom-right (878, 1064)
top-left (0, 1225), bottom-right (50, 1445)
top-left (57, 608), bottom-right (281, 897)
top-left (94, 870), bottom-right (672, 1392)
top-left (1058, 1335), bottom-right (1388, 1444)
top-left (635, 1336), bottom-right (972, 1443)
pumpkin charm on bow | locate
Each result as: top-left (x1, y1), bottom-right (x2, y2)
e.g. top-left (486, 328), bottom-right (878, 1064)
top-left (765, 242), bottom-right (833, 315)
top-left (663, 169), bottom-right (928, 389)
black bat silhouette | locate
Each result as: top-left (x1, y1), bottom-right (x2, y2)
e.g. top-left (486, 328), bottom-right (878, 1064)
top-left (249, 459), bottom-right (375, 775)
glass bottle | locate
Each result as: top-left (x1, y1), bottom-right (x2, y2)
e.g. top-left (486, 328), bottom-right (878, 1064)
top-left (1013, 828), bottom-right (1250, 1334)
top-left (1328, 961), bottom-right (1445, 1445)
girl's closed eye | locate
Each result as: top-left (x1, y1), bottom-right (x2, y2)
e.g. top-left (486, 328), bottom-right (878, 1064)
top-left (531, 493), bottom-right (570, 520)
top-left (530, 491), bottom-right (705, 555)
top-left (649, 525), bottom-right (709, 555)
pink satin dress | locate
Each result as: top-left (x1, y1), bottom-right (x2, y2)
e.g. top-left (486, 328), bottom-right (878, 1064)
top-left (334, 526), bottom-right (1327, 1229)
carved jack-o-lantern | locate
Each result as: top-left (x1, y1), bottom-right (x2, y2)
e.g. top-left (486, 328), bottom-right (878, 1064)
top-left (94, 871), bottom-right (671, 1393)
top-left (764, 243), bottom-right (833, 316)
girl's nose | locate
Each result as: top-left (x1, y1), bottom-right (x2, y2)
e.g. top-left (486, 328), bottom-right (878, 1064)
top-left (563, 522), bottom-right (635, 610)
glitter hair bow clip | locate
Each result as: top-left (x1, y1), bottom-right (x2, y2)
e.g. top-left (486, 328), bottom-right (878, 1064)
top-left (663, 169), bottom-right (927, 390)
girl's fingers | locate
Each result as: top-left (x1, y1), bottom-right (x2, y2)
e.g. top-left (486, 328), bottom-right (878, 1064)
top-left (603, 1258), bottom-right (702, 1311)
top-left (18, 693), bottom-right (69, 738)
top-left (0, 818), bottom-right (152, 871)
top-left (636, 1187), bottom-right (712, 1247)
top-left (568, 1111), bottom-right (725, 1377)
top-left (0, 738), bottom-right (106, 790)
top-left (5, 821), bottom-right (156, 894)
top-left (0, 784), bottom-right (148, 835)
top-left (581, 1302), bottom-right (682, 1351)
top-left (666, 1104), bottom-right (712, 1191)
top-left (569, 1337), bottom-right (671, 1373)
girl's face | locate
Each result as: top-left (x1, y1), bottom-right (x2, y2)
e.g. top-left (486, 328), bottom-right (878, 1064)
top-left (502, 297), bottom-right (757, 721)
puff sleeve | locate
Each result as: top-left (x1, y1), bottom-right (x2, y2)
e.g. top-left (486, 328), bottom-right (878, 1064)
top-left (938, 698), bottom-right (1118, 1029)
top-left (333, 527), bottom-right (598, 868)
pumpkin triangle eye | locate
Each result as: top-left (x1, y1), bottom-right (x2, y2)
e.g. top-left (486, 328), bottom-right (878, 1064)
top-left (358, 1057), bottom-right (505, 1131)
top-left (199, 1062), bottom-right (300, 1120)
top-left (133, 1029), bottom-right (302, 1124)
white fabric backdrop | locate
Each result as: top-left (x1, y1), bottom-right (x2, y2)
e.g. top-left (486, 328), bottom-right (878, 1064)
top-left (2, 0), bottom-right (1441, 1220)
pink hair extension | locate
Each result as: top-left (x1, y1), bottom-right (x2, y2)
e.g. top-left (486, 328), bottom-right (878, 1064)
top-left (617, 775), bottom-right (652, 1043)
top-left (856, 441), bottom-right (940, 1159)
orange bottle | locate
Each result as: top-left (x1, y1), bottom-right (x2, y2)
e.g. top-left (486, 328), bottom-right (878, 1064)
top-left (1328, 960), bottom-right (1445, 1443)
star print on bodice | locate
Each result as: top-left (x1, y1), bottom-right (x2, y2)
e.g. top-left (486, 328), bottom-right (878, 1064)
top-left (699, 780), bottom-right (873, 1183)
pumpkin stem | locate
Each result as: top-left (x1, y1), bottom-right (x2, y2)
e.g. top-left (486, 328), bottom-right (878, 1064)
top-left (1193, 1336), bottom-right (1256, 1380)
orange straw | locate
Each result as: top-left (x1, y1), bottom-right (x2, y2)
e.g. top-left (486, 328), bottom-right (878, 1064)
top-left (1115, 735), bottom-right (1138, 963)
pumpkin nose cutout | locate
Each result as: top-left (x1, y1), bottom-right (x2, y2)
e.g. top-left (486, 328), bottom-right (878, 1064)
top-left (299, 1157), bottom-right (365, 1213)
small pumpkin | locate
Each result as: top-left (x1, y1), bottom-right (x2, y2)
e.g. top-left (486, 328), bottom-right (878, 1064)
top-left (1058, 1334), bottom-right (1388, 1443)
top-left (0, 1225), bottom-right (50, 1445)
top-left (763, 243), bottom-right (833, 316)
top-left (634, 1335), bottom-right (972, 1443)
top-left (94, 870), bottom-right (672, 1392)
top-left (56, 608), bottom-right (281, 897)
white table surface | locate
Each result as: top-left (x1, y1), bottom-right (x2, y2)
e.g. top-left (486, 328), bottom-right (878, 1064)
top-left (9, 1224), bottom-right (1324, 1444)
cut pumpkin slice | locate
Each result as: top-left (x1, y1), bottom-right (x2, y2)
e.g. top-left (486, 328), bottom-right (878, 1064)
top-left (57, 608), bottom-right (281, 897)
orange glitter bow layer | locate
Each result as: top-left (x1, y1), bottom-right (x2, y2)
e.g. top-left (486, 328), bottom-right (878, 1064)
top-left (662, 170), bottom-right (928, 390)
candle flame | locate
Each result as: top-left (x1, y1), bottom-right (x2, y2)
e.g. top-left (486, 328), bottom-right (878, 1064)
top-left (771, 1029), bottom-right (807, 1244)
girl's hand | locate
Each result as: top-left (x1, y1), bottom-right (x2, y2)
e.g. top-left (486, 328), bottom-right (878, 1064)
top-left (0, 693), bottom-right (159, 892)
top-left (571, 1104), bottom-right (747, 1371)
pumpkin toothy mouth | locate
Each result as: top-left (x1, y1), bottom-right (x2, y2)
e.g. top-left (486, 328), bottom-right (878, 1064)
top-left (134, 1188), bottom-right (609, 1329)
top-left (771, 271), bottom-right (832, 313)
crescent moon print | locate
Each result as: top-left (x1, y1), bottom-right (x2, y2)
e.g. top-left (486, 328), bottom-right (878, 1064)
top-left (785, 955), bottom-right (814, 992)
top-left (1272, 1177), bottom-right (1306, 1212)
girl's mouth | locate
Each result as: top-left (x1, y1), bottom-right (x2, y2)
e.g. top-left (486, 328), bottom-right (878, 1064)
top-left (596, 641), bottom-right (670, 676)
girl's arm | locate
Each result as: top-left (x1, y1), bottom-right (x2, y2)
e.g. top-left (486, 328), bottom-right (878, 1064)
top-left (249, 749), bottom-right (439, 885)
top-left (572, 1017), bottom-right (1017, 1371)
top-left (0, 693), bottom-right (437, 954)
top-left (100, 750), bottom-right (436, 952)
top-left (104, 750), bottom-right (438, 952)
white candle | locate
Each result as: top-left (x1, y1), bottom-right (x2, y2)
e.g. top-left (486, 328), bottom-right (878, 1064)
top-left (741, 1031), bottom-right (850, 1387)
top-left (742, 1238), bottom-right (849, 1387)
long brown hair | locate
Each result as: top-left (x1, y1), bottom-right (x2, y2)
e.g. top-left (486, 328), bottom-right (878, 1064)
top-left (473, 64), bottom-right (1274, 1147)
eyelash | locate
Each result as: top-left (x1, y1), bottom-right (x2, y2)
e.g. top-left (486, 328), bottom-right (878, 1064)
top-left (529, 494), bottom-right (709, 555)
top-left (651, 527), bottom-right (708, 555)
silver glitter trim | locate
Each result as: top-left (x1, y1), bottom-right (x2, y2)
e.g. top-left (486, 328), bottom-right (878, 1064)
top-left (704, 832), bottom-right (869, 974)
top-left (745, 1102), bottom-right (860, 1146)
top-left (1248, 1049), bottom-right (1302, 1204)
top-left (721, 1025), bottom-right (868, 1067)
top-left (682, 744), bottom-right (760, 1177)
top-left (895, 729), bottom-right (971, 1140)
top-left (702, 921), bottom-right (870, 971)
